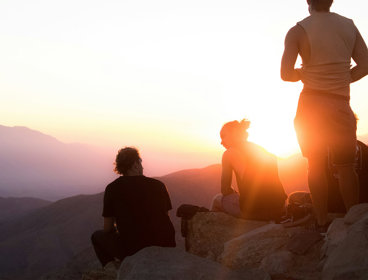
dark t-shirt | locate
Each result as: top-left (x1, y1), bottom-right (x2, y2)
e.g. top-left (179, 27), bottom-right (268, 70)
top-left (102, 175), bottom-right (175, 253)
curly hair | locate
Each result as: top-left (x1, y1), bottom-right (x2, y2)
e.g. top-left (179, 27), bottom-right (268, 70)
top-left (114, 147), bottom-right (141, 175)
top-left (308, 0), bottom-right (333, 11)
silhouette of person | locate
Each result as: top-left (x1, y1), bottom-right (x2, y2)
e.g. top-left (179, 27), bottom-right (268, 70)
top-left (211, 120), bottom-right (287, 221)
top-left (91, 147), bottom-right (175, 267)
top-left (281, 0), bottom-right (368, 230)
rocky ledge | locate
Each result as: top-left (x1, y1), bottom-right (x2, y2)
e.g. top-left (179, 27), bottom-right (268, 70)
top-left (83, 203), bottom-right (368, 280)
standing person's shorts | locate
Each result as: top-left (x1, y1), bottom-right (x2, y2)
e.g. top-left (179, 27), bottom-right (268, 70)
top-left (294, 88), bottom-right (357, 165)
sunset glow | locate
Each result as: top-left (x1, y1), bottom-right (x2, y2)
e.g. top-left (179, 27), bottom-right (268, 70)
top-left (1, 0), bottom-right (368, 175)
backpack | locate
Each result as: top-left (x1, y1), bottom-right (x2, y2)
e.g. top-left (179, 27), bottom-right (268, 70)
top-left (282, 191), bottom-right (313, 227)
top-left (327, 140), bottom-right (368, 213)
top-left (176, 204), bottom-right (209, 237)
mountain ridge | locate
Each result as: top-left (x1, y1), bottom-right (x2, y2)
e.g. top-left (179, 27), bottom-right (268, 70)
top-left (0, 124), bottom-right (115, 200)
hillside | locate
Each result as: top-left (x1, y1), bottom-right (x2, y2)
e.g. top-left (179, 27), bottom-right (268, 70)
top-left (0, 125), bottom-right (115, 200)
top-left (0, 193), bottom-right (103, 280)
top-left (0, 197), bottom-right (51, 222)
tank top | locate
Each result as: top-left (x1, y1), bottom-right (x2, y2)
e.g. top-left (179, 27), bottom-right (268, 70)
top-left (298, 12), bottom-right (357, 97)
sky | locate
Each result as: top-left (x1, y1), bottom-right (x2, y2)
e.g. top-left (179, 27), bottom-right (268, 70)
top-left (1, 0), bottom-right (368, 176)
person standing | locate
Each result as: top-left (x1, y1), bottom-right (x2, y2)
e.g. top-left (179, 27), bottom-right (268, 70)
top-left (91, 147), bottom-right (176, 267)
top-left (281, 0), bottom-right (368, 230)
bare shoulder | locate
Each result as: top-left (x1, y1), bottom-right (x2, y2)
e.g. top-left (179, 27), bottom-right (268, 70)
top-left (285, 24), bottom-right (304, 43)
top-left (222, 149), bottom-right (231, 162)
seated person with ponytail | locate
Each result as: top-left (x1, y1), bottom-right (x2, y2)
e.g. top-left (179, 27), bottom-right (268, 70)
top-left (211, 120), bottom-right (287, 221)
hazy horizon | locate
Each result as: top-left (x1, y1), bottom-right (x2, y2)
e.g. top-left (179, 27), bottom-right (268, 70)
top-left (0, 123), bottom-right (311, 201)
top-left (1, 123), bottom-right (368, 179)
top-left (0, 123), bottom-right (365, 202)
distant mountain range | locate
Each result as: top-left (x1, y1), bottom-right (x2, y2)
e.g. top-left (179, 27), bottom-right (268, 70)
top-left (1, 124), bottom-right (366, 201)
top-left (0, 197), bottom-right (51, 222)
top-left (0, 125), bottom-right (116, 200)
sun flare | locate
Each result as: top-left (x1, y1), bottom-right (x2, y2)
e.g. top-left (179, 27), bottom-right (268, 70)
top-left (248, 125), bottom-right (300, 158)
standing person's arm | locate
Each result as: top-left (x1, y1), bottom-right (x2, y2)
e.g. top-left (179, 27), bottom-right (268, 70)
top-left (351, 29), bottom-right (368, 83)
top-left (281, 25), bottom-right (303, 82)
top-left (221, 151), bottom-right (234, 195)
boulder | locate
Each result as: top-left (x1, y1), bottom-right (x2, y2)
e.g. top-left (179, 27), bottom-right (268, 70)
top-left (322, 204), bottom-right (368, 280)
top-left (81, 260), bottom-right (120, 280)
top-left (286, 230), bottom-right (323, 255)
top-left (82, 268), bottom-right (117, 280)
top-left (117, 246), bottom-right (270, 280)
top-left (260, 250), bottom-right (294, 276)
top-left (321, 218), bottom-right (348, 258)
top-left (185, 212), bottom-right (267, 260)
top-left (343, 203), bottom-right (368, 225)
top-left (219, 224), bottom-right (290, 269)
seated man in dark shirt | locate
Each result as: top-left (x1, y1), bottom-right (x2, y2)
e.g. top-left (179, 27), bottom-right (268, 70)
top-left (91, 147), bottom-right (176, 267)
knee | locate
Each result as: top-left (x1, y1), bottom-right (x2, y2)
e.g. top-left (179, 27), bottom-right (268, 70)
top-left (91, 230), bottom-right (105, 245)
top-left (211, 193), bottom-right (223, 211)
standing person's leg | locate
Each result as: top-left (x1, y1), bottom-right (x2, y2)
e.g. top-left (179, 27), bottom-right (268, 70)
top-left (335, 165), bottom-right (359, 210)
top-left (330, 99), bottom-right (359, 212)
top-left (91, 230), bottom-right (125, 267)
top-left (307, 155), bottom-right (329, 226)
top-left (294, 94), bottom-right (328, 226)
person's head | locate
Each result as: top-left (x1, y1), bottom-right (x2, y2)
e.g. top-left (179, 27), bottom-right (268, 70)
top-left (220, 119), bottom-right (250, 149)
top-left (114, 147), bottom-right (143, 176)
top-left (307, 0), bottom-right (333, 12)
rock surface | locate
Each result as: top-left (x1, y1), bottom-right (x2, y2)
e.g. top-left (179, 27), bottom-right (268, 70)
top-left (118, 246), bottom-right (270, 280)
top-left (81, 261), bottom-right (119, 280)
top-left (220, 224), bottom-right (290, 268)
top-left (186, 212), bottom-right (267, 260)
top-left (260, 250), bottom-right (294, 276)
top-left (322, 204), bottom-right (368, 280)
top-left (184, 212), bottom-right (324, 279)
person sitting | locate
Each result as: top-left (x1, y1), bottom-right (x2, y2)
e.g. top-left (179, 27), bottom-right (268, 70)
top-left (211, 120), bottom-right (287, 221)
top-left (91, 147), bottom-right (176, 268)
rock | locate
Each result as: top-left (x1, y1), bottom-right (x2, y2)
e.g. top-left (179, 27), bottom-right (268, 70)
top-left (286, 230), bottom-right (323, 255)
top-left (343, 203), bottom-right (368, 225)
top-left (117, 246), bottom-right (270, 280)
top-left (81, 261), bottom-right (120, 280)
top-left (185, 212), bottom-right (267, 260)
top-left (260, 250), bottom-right (294, 276)
top-left (219, 224), bottom-right (290, 269)
top-left (321, 218), bottom-right (348, 258)
top-left (322, 205), bottom-right (368, 280)
top-left (82, 268), bottom-right (117, 280)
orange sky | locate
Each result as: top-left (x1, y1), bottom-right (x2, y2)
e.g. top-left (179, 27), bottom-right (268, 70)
top-left (1, 0), bottom-right (368, 176)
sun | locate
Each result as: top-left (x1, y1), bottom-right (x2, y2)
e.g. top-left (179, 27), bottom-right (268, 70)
top-left (248, 124), bottom-right (300, 158)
